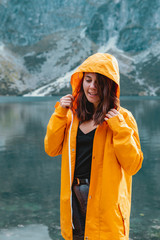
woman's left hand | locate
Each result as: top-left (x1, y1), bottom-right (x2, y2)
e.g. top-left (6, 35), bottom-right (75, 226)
top-left (104, 109), bottom-right (119, 121)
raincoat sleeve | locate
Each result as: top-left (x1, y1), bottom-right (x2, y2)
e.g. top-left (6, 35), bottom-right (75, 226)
top-left (107, 111), bottom-right (143, 176)
top-left (44, 102), bottom-right (69, 157)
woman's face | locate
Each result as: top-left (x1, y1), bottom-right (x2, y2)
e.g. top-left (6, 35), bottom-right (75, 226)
top-left (83, 72), bottom-right (100, 109)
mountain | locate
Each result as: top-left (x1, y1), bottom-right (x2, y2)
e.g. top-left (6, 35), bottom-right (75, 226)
top-left (0, 0), bottom-right (160, 96)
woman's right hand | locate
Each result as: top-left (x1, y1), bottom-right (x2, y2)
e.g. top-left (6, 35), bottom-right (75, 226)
top-left (60, 94), bottom-right (74, 109)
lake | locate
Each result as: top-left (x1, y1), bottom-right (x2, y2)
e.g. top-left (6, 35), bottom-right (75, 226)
top-left (0, 96), bottom-right (160, 240)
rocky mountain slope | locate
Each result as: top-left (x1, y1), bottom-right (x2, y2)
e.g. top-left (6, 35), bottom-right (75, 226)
top-left (0, 0), bottom-right (160, 96)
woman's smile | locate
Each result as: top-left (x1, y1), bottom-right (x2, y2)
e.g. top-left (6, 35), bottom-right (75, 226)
top-left (88, 92), bottom-right (98, 96)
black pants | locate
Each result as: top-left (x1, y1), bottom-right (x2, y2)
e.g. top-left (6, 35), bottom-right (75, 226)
top-left (72, 184), bottom-right (89, 240)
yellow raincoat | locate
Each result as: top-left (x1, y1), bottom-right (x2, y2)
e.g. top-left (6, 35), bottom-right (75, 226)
top-left (44, 53), bottom-right (143, 240)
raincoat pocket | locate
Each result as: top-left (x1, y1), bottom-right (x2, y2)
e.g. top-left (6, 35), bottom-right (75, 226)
top-left (118, 201), bottom-right (128, 236)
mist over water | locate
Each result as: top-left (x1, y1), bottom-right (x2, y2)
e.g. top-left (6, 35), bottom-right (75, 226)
top-left (0, 96), bottom-right (160, 240)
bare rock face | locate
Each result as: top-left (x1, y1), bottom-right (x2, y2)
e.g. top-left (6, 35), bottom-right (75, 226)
top-left (0, 0), bottom-right (160, 96)
top-left (0, 45), bottom-right (30, 95)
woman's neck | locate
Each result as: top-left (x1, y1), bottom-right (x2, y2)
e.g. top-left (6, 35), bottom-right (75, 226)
top-left (79, 119), bottom-right (98, 134)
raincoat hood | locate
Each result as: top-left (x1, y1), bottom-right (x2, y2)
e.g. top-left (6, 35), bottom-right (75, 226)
top-left (71, 53), bottom-right (120, 100)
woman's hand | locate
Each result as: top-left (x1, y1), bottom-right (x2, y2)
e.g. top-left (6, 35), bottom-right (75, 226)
top-left (104, 108), bottom-right (119, 121)
top-left (60, 94), bottom-right (74, 109)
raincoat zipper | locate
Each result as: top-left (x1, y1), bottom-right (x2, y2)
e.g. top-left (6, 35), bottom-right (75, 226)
top-left (68, 110), bottom-right (75, 229)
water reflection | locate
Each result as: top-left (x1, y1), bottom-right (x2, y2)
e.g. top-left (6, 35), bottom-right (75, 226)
top-left (0, 97), bottom-right (63, 240)
top-left (0, 97), bottom-right (160, 240)
top-left (121, 98), bottom-right (160, 240)
top-left (0, 224), bottom-right (52, 240)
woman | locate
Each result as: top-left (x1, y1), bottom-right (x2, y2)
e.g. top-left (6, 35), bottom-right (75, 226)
top-left (44, 53), bottom-right (143, 240)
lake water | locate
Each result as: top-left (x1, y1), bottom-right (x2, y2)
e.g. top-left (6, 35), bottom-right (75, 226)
top-left (0, 96), bottom-right (160, 240)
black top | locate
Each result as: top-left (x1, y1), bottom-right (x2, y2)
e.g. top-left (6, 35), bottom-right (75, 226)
top-left (74, 126), bottom-right (96, 179)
